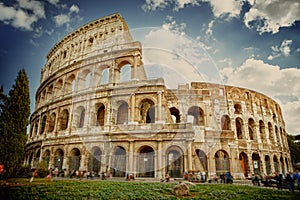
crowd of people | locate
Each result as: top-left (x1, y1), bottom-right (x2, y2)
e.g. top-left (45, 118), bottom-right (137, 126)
top-left (252, 169), bottom-right (300, 192)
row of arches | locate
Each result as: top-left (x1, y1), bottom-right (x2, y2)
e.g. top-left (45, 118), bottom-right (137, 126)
top-left (38, 62), bottom-right (133, 107)
top-left (30, 100), bottom-right (206, 138)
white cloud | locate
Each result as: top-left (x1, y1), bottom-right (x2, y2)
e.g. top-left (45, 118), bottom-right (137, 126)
top-left (142, 0), bottom-right (199, 12)
top-left (244, 0), bottom-right (300, 34)
top-left (206, 20), bottom-right (214, 35)
top-left (220, 58), bottom-right (300, 134)
top-left (206, 0), bottom-right (243, 18)
top-left (70, 4), bottom-right (79, 14)
top-left (268, 40), bottom-right (293, 60)
top-left (54, 14), bottom-right (70, 27)
top-left (47, 0), bottom-right (60, 5)
top-left (0, 1), bottom-right (45, 30)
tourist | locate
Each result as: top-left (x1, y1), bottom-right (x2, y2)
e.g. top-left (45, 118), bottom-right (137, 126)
top-left (293, 170), bottom-right (300, 190)
top-left (275, 172), bottom-right (283, 190)
top-left (196, 171), bottom-right (201, 182)
top-left (165, 173), bottom-right (170, 182)
top-left (183, 171), bottom-right (188, 181)
top-left (30, 169), bottom-right (38, 183)
top-left (201, 171), bottom-right (206, 182)
top-left (0, 162), bottom-right (4, 180)
top-left (225, 172), bottom-right (233, 184)
top-left (285, 171), bottom-right (295, 192)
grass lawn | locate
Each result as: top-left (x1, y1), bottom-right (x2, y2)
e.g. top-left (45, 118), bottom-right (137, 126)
top-left (0, 178), bottom-right (298, 200)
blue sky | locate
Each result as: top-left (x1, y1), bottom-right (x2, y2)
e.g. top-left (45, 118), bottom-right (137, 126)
top-left (0, 0), bottom-right (299, 134)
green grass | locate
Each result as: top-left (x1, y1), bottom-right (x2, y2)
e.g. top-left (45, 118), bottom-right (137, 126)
top-left (0, 179), bottom-right (298, 200)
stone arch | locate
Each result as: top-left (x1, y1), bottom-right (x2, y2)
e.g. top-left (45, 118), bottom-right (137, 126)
top-left (111, 146), bottom-right (126, 177)
top-left (259, 120), bottom-right (265, 140)
top-left (88, 147), bottom-right (102, 174)
top-left (187, 106), bottom-right (204, 126)
top-left (34, 149), bottom-right (41, 167)
top-left (195, 149), bottom-right (207, 172)
top-left (48, 112), bottom-right (56, 133)
top-left (116, 101), bottom-right (129, 125)
top-left (221, 115), bottom-right (231, 130)
top-left (69, 148), bottom-right (81, 171)
top-left (47, 84), bottom-right (54, 100)
top-left (137, 145), bottom-right (155, 178)
top-left (166, 146), bottom-right (184, 178)
top-left (139, 98), bottom-right (155, 123)
top-left (54, 148), bottom-right (64, 170)
top-left (235, 117), bottom-right (244, 139)
top-left (55, 79), bottom-right (63, 97)
top-left (78, 69), bottom-right (92, 90)
top-left (252, 153), bottom-right (261, 174)
top-left (96, 103), bottom-right (105, 126)
top-left (274, 155), bottom-right (279, 173)
top-left (280, 156), bottom-right (285, 174)
top-left (42, 149), bottom-right (50, 168)
top-left (265, 155), bottom-right (271, 175)
top-left (268, 122), bottom-right (274, 141)
top-left (65, 74), bottom-right (76, 93)
top-left (248, 118), bottom-right (255, 140)
top-left (119, 62), bottom-right (131, 82)
top-left (170, 107), bottom-right (180, 123)
top-left (28, 152), bottom-right (34, 167)
top-left (40, 115), bottom-right (47, 135)
top-left (74, 106), bottom-right (85, 128)
top-left (239, 152), bottom-right (249, 178)
top-left (59, 109), bottom-right (69, 131)
top-left (215, 150), bottom-right (230, 174)
top-left (234, 103), bottom-right (242, 114)
top-left (100, 67), bottom-right (109, 85)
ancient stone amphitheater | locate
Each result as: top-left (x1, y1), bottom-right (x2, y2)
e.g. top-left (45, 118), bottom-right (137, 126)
top-left (25, 13), bottom-right (292, 180)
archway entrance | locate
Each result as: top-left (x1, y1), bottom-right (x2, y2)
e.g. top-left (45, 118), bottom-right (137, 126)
top-left (239, 152), bottom-right (249, 177)
top-left (215, 150), bottom-right (230, 175)
top-left (112, 146), bottom-right (126, 177)
top-left (88, 147), bottom-right (102, 174)
top-left (137, 146), bottom-right (155, 177)
top-left (252, 153), bottom-right (261, 174)
top-left (69, 148), bottom-right (81, 171)
top-left (167, 148), bottom-right (183, 178)
top-left (54, 149), bottom-right (64, 171)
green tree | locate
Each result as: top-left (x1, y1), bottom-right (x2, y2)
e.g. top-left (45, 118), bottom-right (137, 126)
top-left (0, 69), bottom-right (30, 177)
top-left (287, 134), bottom-right (300, 167)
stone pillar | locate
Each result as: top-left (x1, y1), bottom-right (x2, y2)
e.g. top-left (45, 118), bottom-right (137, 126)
top-left (128, 141), bottom-right (134, 174)
top-left (130, 94), bottom-right (135, 123)
top-left (156, 141), bottom-right (163, 179)
top-left (187, 142), bottom-right (193, 171)
top-left (157, 91), bottom-right (162, 122)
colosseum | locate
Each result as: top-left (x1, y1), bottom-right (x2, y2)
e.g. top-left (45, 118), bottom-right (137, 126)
top-left (25, 13), bottom-right (292, 180)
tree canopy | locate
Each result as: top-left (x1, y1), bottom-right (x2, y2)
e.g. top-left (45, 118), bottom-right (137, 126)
top-left (0, 69), bottom-right (30, 177)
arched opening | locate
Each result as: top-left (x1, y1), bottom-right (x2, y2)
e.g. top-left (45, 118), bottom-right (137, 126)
top-left (268, 122), bottom-right (274, 141)
top-left (117, 102), bottom-right (128, 124)
top-left (65, 74), bottom-right (76, 93)
top-left (100, 68), bottom-right (109, 85)
top-left (60, 109), bottom-right (69, 130)
top-left (196, 149), bottom-right (207, 172)
top-left (170, 107), bottom-right (180, 123)
top-left (88, 147), bottom-right (102, 174)
top-left (252, 153), bottom-right (261, 174)
top-left (215, 150), bottom-right (230, 175)
top-left (55, 79), bottom-right (63, 97)
top-left (47, 84), bottom-right (54, 100)
top-left (111, 146), bottom-right (126, 177)
top-left (239, 152), bottom-right (249, 178)
top-left (75, 106), bottom-right (85, 128)
top-left (140, 99), bottom-right (155, 123)
top-left (34, 150), bottom-right (41, 167)
top-left (235, 117), bottom-right (243, 139)
top-left (167, 147), bottom-right (184, 178)
top-left (28, 152), bottom-right (34, 167)
top-left (96, 104), bottom-right (105, 126)
top-left (259, 120), bottom-right (265, 140)
top-left (42, 150), bottom-right (50, 168)
top-left (274, 155), bottom-right (279, 173)
top-left (48, 113), bottom-right (56, 132)
top-left (137, 146), bottom-right (155, 178)
top-left (285, 158), bottom-right (289, 173)
top-left (265, 155), bottom-right (271, 175)
top-left (187, 106), bottom-right (204, 125)
top-left (54, 149), bottom-right (64, 171)
top-left (234, 103), bottom-right (242, 114)
top-left (280, 156), bottom-right (285, 174)
top-left (85, 72), bottom-right (91, 89)
top-left (248, 118), bottom-right (255, 140)
top-left (221, 115), bottom-right (231, 130)
top-left (69, 148), bottom-right (81, 171)
top-left (40, 115), bottom-right (47, 135)
top-left (120, 64), bottom-right (131, 82)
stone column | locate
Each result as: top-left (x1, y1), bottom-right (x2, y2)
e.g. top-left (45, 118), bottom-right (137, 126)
top-left (128, 141), bottom-right (134, 174)
top-left (130, 94), bottom-right (135, 123)
top-left (157, 91), bottom-right (162, 122)
top-left (156, 141), bottom-right (163, 179)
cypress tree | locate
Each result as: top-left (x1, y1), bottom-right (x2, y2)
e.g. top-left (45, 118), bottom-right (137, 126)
top-left (0, 69), bottom-right (30, 177)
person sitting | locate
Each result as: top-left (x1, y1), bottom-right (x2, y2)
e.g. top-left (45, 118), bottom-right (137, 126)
top-left (165, 173), bottom-right (170, 182)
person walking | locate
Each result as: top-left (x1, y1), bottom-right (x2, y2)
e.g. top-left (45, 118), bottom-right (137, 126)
top-left (30, 169), bottom-right (38, 183)
top-left (293, 170), bottom-right (300, 191)
top-left (285, 171), bottom-right (295, 192)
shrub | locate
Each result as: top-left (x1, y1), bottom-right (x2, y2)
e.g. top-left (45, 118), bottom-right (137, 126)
top-left (15, 164), bottom-right (31, 178)
top-left (36, 161), bottom-right (49, 178)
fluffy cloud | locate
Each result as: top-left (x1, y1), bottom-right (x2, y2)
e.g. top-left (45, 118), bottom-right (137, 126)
top-left (244, 0), bottom-right (300, 34)
top-left (53, 4), bottom-right (80, 27)
top-left (207, 0), bottom-right (243, 18)
top-left (47, 0), bottom-right (60, 5)
top-left (220, 58), bottom-right (300, 134)
top-left (268, 40), bottom-right (293, 60)
top-left (142, 0), bottom-right (199, 11)
top-left (70, 4), bottom-right (79, 14)
top-left (0, 0), bottom-right (45, 30)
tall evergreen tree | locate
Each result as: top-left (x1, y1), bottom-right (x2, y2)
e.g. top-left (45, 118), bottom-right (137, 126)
top-left (0, 69), bottom-right (30, 177)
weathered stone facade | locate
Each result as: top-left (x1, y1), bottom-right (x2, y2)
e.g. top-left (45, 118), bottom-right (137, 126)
top-left (25, 13), bottom-right (292, 180)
